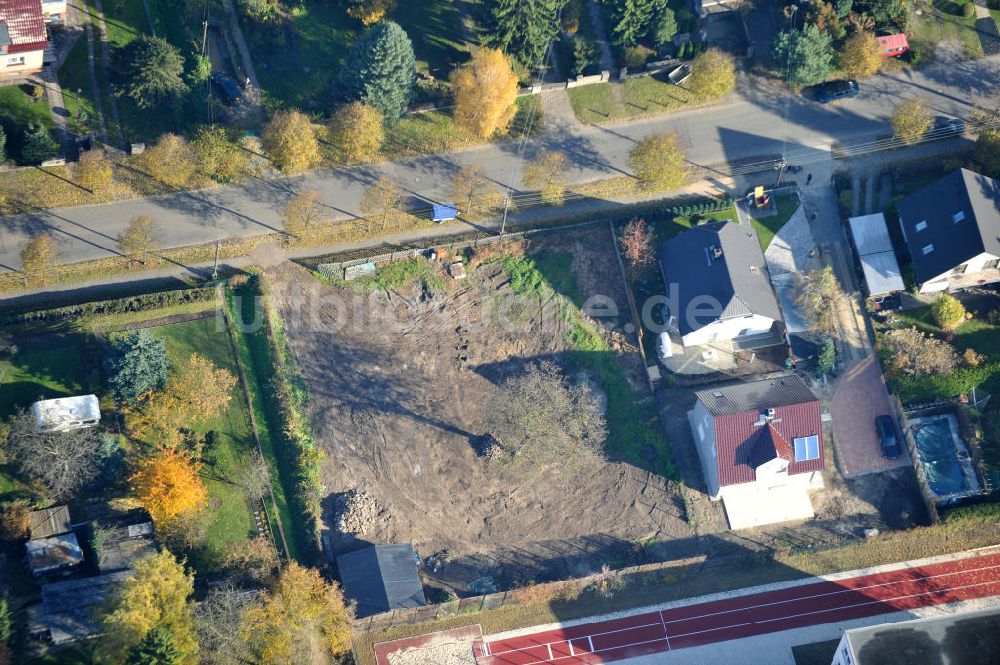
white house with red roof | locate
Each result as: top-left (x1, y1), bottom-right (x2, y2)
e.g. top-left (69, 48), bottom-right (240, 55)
top-left (0, 0), bottom-right (47, 80)
top-left (690, 375), bottom-right (825, 529)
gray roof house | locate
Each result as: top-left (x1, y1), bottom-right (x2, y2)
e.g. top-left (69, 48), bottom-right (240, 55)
top-left (27, 570), bottom-right (133, 644)
top-left (897, 169), bottom-right (1000, 293)
top-left (830, 604), bottom-right (1000, 665)
top-left (659, 221), bottom-right (784, 348)
top-left (336, 544), bottom-right (426, 618)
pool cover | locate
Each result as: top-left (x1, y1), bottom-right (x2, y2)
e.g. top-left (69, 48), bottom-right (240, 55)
top-left (912, 420), bottom-right (965, 496)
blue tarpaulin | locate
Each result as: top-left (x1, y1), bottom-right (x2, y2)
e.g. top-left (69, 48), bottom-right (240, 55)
top-left (432, 204), bottom-right (457, 223)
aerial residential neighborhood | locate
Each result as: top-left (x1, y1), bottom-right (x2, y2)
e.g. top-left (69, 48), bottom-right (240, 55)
top-left (0, 0), bottom-right (999, 662)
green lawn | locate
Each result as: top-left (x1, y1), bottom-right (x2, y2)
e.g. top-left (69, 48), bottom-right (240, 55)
top-left (0, 343), bottom-right (88, 419)
top-left (752, 194), bottom-right (800, 250)
top-left (892, 305), bottom-right (1000, 394)
top-left (0, 84), bottom-right (54, 130)
top-left (57, 38), bottom-right (102, 135)
top-left (393, 0), bottom-right (471, 77)
top-left (567, 72), bottom-right (720, 124)
top-left (152, 317), bottom-right (258, 571)
top-left (910, 0), bottom-right (984, 62)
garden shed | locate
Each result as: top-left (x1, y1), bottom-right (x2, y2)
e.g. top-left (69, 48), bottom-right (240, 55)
top-left (336, 544), bottom-right (426, 618)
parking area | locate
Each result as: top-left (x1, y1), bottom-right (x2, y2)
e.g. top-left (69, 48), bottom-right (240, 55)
top-left (830, 356), bottom-right (911, 477)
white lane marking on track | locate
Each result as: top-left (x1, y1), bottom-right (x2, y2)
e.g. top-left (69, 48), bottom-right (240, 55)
top-left (660, 610), bottom-right (671, 651)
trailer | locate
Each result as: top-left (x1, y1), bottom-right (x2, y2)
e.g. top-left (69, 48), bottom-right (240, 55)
top-left (668, 64), bottom-right (692, 85)
top-left (31, 395), bottom-right (100, 432)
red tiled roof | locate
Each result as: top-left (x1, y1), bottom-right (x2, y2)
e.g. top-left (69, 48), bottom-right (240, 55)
top-left (0, 0), bottom-right (47, 53)
top-left (713, 400), bottom-right (823, 487)
top-left (876, 34), bottom-right (909, 55)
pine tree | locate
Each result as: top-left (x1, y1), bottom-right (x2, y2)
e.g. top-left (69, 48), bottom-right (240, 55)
top-left (111, 36), bottom-right (188, 109)
top-left (337, 21), bottom-right (415, 124)
top-left (611, 0), bottom-right (665, 47)
top-left (106, 330), bottom-right (169, 404)
top-left (772, 24), bottom-right (834, 88)
top-left (484, 0), bottom-right (564, 69)
top-left (127, 627), bottom-right (180, 665)
top-left (20, 123), bottom-right (57, 164)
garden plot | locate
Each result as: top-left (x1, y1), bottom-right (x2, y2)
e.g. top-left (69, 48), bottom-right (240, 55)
top-left (268, 227), bottom-right (692, 591)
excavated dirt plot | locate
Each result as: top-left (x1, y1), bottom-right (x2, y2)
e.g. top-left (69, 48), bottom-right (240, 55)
top-left (268, 228), bottom-right (693, 591)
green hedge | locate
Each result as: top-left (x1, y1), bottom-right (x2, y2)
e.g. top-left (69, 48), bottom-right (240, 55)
top-left (0, 285), bottom-right (217, 325)
top-left (894, 362), bottom-right (1000, 404)
top-left (253, 273), bottom-right (323, 557)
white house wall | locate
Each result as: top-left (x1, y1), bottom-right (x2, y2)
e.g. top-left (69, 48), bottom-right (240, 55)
top-left (918, 251), bottom-right (1000, 293)
top-left (689, 401), bottom-right (721, 498)
top-left (0, 50), bottom-right (44, 79)
top-left (680, 314), bottom-right (774, 348)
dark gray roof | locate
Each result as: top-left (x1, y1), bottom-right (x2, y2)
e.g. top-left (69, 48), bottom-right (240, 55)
top-left (659, 221), bottom-right (782, 335)
top-left (29, 506), bottom-right (72, 540)
top-left (336, 544), bottom-right (425, 618)
top-left (694, 374), bottom-right (817, 416)
top-left (846, 604), bottom-right (1000, 664)
top-left (897, 169), bottom-right (1000, 283)
top-left (30, 571), bottom-right (133, 644)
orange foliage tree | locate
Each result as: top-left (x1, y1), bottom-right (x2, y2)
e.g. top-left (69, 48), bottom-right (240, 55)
top-left (130, 448), bottom-right (207, 525)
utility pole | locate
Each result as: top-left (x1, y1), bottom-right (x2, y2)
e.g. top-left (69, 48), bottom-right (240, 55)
top-left (201, 20), bottom-right (208, 56)
top-left (775, 159), bottom-right (788, 188)
top-left (499, 194), bottom-right (511, 236)
top-left (213, 239), bottom-right (220, 279)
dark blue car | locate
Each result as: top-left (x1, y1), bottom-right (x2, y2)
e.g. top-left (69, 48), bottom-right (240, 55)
top-left (210, 72), bottom-right (243, 105)
top-left (816, 79), bottom-right (860, 103)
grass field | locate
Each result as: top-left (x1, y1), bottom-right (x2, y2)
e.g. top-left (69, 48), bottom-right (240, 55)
top-left (752, 194), bottom-right (800, 250)
top-left (0, 84), bottom-right (55, 130)
top-left (151, 316), bottom-right (259, 570)
top-left (567, 72), bottom-right (726, 124)
top-left (910, 0), bottom-right (984, 62)
top-left (57, 38), bottom-right (102, 135)
top-left (0, 342), bottom-right (89, 419)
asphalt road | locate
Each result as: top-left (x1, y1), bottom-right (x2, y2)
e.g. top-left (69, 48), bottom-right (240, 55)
top-left (2, 55), bottom-right (999, 272)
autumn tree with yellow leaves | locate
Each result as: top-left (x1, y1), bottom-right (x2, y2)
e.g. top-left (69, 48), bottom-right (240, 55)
top-left (262, 110), bottom-right (321, 173)
top-left (451, 48), bottom-right (520, 139)
top-left (240, 562), bottom-right (352, 664)
top-left (96, 549), bottom-right (198, 664)
top-left (346, 0), bottom-right (395, 25)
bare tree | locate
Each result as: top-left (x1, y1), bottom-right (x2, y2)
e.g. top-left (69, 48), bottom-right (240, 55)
top-left (6, 408), bottom-right (101, 499)
top-left (620, 218), bottom-right (655, 266)
top-left (486, 362), bottom-right (607, 465)
top-left (232, 451), bottom-right (271, 501)
top-left (281, 190), bottom-right (325, 245)
top-left (194, 583), bottom-right (257, 665)
top-left (117, 215), bottom-right (161, 265)
top-left (879, 327), bottom-right (959, 377)
top-left (795, 267), bottom-right (845, 332)
top-left (359, 176), bottom-right (403, 231)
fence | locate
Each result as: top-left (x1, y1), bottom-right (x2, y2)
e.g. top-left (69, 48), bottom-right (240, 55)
top-left (352, 555), bottom-right (707, 634)
top-left (317, 219), bottom-right (606, 280)
top-left (892, 395), bottom-right (941, 524)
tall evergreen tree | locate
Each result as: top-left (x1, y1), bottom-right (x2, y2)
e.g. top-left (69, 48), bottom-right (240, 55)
top-left (484, 0), bottom-right (564, 69)
top-left (611, 0), bottom-right (665, 47)
top-left (772, 24), bottom-right (834, 88)
top-left (106, 330), bottom-right (170, 404)
top-left (337, 21), bottom-right (415, 124)
top-left (111, 36), bottom-right (188, 109)
top-left (127, 627), bottom-right (180, 665)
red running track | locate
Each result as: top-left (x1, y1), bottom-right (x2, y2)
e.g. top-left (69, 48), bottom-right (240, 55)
top-left (477, 551), bottom-right (1000, 664)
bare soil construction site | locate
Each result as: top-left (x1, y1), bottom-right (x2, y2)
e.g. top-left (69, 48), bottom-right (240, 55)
top-left (268, 227), bottom-right (694, 593)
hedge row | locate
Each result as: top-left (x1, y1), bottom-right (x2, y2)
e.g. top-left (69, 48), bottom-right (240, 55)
top-left (253, 273), bottom-right (324, 556)
top-left (0, 285), bottom-right (217, 325)
top-left (669, 197), bottom-right (735, 217)
top-left (894, 362), bottom-right (1000, 404)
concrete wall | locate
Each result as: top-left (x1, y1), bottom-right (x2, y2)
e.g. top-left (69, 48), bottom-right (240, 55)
top-left (0, 50), bottom-right (44, 79)
top-left (690, 401), bottom-right (721, 498)
top-left (565, 71), bottom-right (610, 88)
top-left (680, 313), bottom-right (774, 347)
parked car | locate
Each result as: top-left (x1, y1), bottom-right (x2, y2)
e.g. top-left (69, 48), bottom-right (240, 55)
top-left (875, 415), bottom-right (901, 459)
top-left (210, 72), bottom-right (243, 105)
top-left (928, 116), bottom-right (966, 138)
top-left (816, 79), bottom-right (859, 103)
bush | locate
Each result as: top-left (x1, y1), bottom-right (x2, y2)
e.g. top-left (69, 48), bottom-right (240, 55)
top-left (0, 285), bottom-right (216, 325)
top-left (961, 1), bottom-right (975, 16)
top-left (0, 502), bottom-right (30, 541)
top-left (894, 362), bottom-right (1000, 403)
top-left (20, 123), bottom-right (57, 164)
top-left (931, 294), bottom-right (966, 331)
top-left (625, 46), bottom-right (650, 69)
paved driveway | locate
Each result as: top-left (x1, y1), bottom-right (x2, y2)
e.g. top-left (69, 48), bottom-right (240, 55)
top-left (830, 356), bottom-right (909, 477)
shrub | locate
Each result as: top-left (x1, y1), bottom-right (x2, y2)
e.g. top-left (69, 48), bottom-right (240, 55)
top-left (961, 2), bottom-right (975, 16)
top-left (894, 363), bottom-right (1000, 403)
top-left (817, 337), bottom-right (836, 375)
top-left (0, 502), bottom-right (30, 540)
top-left (931, 293), bottom-right (966, 331)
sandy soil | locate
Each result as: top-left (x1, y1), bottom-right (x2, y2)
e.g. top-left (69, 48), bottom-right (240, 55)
top-left (269, 228), bottom-right (693, 590)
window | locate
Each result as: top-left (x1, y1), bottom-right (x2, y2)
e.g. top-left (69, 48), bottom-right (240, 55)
top-left (915, 220), bottom-right (928, 232)
top-left (922, 244), bottom-right (935, 255)
top-left (953, 211), bottom-right (965, 223)
top-left (986, 259), bottom-right (1000, 270)
top-left (793, 435), bottom-right (820, 462)
top-left (6, 56), bottom-right (25, 66)
top-left (952, 263), bottom-right (968, 275)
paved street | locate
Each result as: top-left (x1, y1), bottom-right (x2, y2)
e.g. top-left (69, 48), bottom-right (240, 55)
top-left (2, 55), bottom-right (999, 272)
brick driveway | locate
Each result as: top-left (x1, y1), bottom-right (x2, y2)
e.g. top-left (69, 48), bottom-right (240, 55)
top-left (830, 356), bottom-right (910, 476)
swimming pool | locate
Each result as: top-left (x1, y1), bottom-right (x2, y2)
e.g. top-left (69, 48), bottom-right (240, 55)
top-left (907, 414), bottom-right (980, 499)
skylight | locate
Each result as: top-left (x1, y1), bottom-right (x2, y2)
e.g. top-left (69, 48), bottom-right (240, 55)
top-left (793, 435), bottom-right (820, 462)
